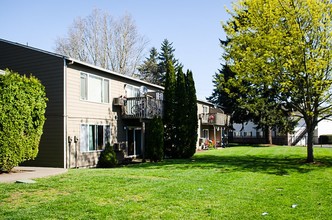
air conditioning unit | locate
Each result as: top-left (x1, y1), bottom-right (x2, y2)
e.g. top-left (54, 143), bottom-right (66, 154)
top-left (113, 97), bottom-right (124, 106)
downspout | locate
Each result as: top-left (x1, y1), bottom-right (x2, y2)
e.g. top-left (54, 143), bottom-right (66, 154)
top-left (63, 58), bottom-right (68, 169)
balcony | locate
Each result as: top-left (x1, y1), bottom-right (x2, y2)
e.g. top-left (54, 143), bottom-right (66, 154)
top-left (200, 113), bottom-right (230, 126)
top-left (117, 96), bottom-right (163, 119)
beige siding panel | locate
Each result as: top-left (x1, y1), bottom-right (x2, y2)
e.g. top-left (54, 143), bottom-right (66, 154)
top-left (65, 63), bottom-right (163, 167)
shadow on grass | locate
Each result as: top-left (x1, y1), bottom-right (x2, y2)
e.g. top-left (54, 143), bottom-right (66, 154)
top-left (129, 153), bottom-right (332, 176)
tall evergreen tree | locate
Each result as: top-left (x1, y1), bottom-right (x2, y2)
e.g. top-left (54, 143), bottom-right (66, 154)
top-left (208, 63), bottom-right (252, 124)
top-left (183, 70), bottom-right (198, 158)
top-left (137, 47), bottom-right (160, 85)
top-left (163, 60), bottom-right (176, 157)
top-left (158, 39), bottom-right (180, 85)
top-left (174, 67), bottom-right (187, 157)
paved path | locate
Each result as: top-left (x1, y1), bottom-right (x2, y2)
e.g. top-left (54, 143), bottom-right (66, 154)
top-left (0, 167), bottom-right (67, 183)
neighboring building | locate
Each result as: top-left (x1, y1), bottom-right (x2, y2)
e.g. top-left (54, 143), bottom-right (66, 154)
top-left (231, 122), bottom-right (288, 145)
top-left (231, 118), bottom-right (332, 146)
top-left (197, 100), bottom-right (230, 149)
top-left (0, 38), bottom-right (230, 168)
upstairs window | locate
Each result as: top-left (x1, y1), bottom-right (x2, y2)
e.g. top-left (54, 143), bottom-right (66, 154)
top-left (203, 106), bottom-right (208, 114)
top-left (125, 85), bottom-right (140, 97)
top-left (80, 72), bottom-right (109, 103)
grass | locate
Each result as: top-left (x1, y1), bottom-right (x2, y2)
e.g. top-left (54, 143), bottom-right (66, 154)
top-left (0, 146), bottom-right (332, 219)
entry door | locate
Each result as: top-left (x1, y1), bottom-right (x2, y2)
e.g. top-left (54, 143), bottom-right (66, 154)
top-left (127, 128), bottom-right (142, 156)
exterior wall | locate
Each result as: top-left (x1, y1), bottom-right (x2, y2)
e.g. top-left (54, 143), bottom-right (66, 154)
top-left (0, 39), bottom-right (232, 168)
top-left (196, 101), bottom-right (229, 149)
top-left (65, 63), bottom-right (163, 167)
top-left (0, 40), bottom-right (65, 167)
top-left (317, 119), bottom-right (332, 136)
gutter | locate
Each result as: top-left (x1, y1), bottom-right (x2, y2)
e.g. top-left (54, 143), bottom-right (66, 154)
top-left (63, 58), bottom-right (68, 169)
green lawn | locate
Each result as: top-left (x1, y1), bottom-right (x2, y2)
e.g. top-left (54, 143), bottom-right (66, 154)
top-left (1, 146), bottom-right (332, 220)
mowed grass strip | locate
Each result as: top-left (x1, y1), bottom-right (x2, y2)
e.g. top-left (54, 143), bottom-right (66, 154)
top-left (0, 146), bottom-right (331, 219)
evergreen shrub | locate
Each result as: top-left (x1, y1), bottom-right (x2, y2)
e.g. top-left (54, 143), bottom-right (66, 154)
top-left (0, 70), bottom-right (47, 172)
top-left (146, 116), bottom-right (164, 162)
top-left (97, 143), bottom-right (117, 168)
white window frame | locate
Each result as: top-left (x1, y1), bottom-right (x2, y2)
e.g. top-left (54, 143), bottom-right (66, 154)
top-left (80, 124), bottom-right (111, 152)
top-left (125, 84), bottom-right (140, 98)
top-left (203, 106), bottom-right (208, 114)
top-left (80, 72), bottom-right (110, 104)
top-left (202, 129), bottom-right (209, 139)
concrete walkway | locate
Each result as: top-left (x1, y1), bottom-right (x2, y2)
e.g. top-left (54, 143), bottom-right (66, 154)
top-left (0, 166), bottom-right (67, 183)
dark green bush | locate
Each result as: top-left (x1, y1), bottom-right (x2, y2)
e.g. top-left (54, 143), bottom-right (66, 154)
top-left (97, 143), bottom-right (117, 168)
top-left (146, 116), bottom-right (164, 162)
top-left (0, 70), bottom-right (48, 172)
top-left (319, 135), bottom-right (332, 144)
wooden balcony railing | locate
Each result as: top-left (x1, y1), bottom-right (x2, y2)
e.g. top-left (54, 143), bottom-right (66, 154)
top-left (200, 113), bottom-right (230, 126)
top-left (121, 96), bottom-right (163, 119)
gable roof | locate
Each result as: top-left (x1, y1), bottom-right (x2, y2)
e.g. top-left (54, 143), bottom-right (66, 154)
top-left (0, 38), bottom-right (164, 90)
top-left (0, 38), bottom-right (217, 105)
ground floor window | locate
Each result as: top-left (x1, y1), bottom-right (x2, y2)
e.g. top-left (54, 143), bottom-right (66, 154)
top-left (80, 124), bottom-right (110, 152)
top-left (202, 129), bottom-right (209, 139)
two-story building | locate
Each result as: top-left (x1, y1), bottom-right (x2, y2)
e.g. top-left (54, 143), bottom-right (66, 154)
top-left (0, 38), bottom-right (230, 168)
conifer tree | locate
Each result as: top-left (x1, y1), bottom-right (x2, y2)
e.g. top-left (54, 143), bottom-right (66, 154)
top-left (146, 116), bottom-right (164, 162)
top-left (137, 47), bottom-right (160, 85)
top-left (174, 67), bottom-right (187, 157)
top-left (158, 39), bottom-right (180, 85)
top-left (183, 70), bottom-right (198, 158)
top-left (163, 60), bottom-right (176, 157)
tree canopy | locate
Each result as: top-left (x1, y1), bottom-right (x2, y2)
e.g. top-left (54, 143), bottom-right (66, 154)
top-left (222, 0), bottom-right (332, 162)
top-left (138, 39), bottom-right (181, 86)
top-left (55, 9), bottom-right (148, 76)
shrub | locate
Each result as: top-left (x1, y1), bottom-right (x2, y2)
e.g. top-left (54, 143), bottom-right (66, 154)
top-left (97, 143), bottom-right (117, 168)
top-left (146, 116), bottom-right (164, 162)
top-left (319, 135), bottom-right (332, 144)
top-left (0, 70), bottom-right (47, 172)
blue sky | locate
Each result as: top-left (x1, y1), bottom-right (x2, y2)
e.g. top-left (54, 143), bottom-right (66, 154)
top-left (0, 0), bottom-right (233, 101)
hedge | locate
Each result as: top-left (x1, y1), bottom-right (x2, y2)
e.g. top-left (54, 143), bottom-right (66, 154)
top-left (0, 70), bottom-right (47, 172)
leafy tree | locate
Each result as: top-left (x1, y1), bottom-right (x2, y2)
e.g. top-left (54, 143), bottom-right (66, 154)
top-left (137, 47), bottom-right (160, 84)
top-left (163, 60), bottom-right (176, 157)
top-left (55, 9), bottom-right (148, 76)
top-left (146, 116), bottom-right (164, 162)
top-left (212, 25), bottom-right (294, 144)
top-left (0, 70), bottom-right (48, 172)
top-left (223, 0), bottom-right (332, 162)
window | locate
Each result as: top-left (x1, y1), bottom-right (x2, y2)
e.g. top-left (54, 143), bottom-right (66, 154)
top-left (203, 106), bottom-right (208, 114)
top-left (243, 132), bottom-right (252, 137)
top-left (80, 124), bottom-right (111, 152)
top-left (80, 72), bottom-right (110, 103)
top-left (233, 132), bottom-right (241, 137)
top-left (125, 85), bottom-right (140, 97)
top-left (203, 129), bottom-right (209, 139)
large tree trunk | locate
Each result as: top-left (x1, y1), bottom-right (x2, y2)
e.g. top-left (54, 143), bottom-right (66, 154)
top-left (264, 126), bottom-right (273, 145)
top-left (306, 127), bottom-right (314, 163)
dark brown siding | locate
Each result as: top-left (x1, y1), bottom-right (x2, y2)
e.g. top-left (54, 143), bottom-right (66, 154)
top-left (0, 40), bottom-right (65, 167)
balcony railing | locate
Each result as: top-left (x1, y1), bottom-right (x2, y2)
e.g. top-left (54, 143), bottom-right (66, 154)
top-left (121, 96), bottom-right (163, 119)
top-left (200, 113), bottom-right (230, 126)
